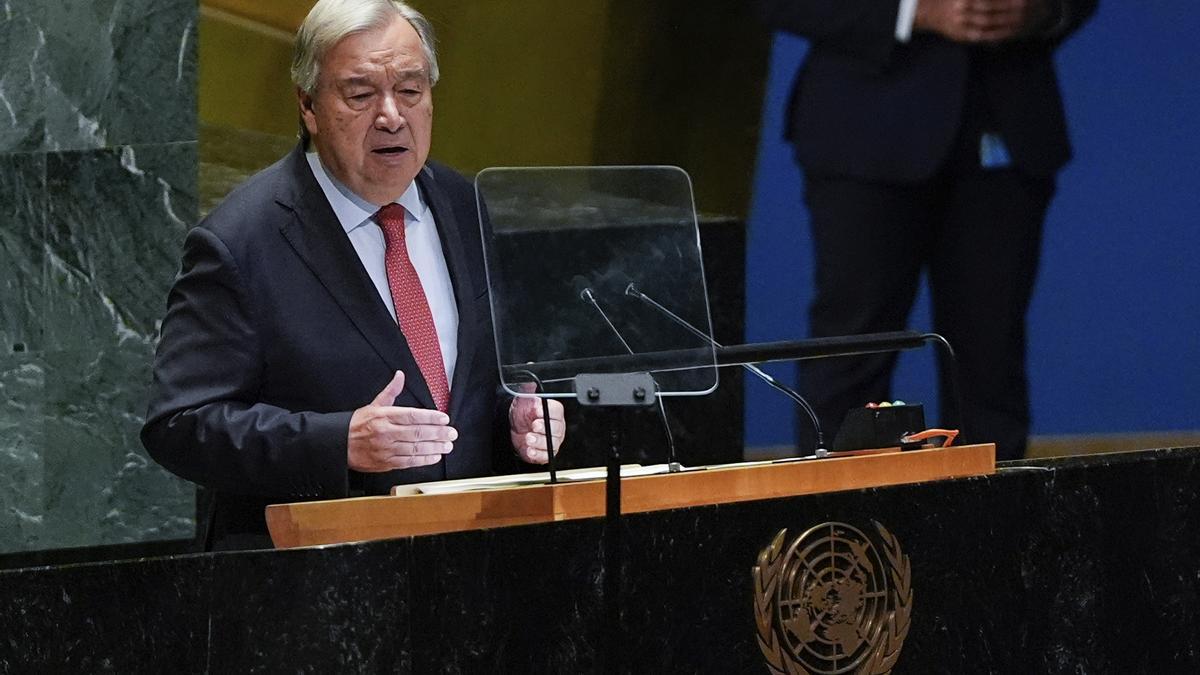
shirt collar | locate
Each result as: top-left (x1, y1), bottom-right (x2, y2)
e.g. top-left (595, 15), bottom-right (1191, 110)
top-left (305, 151), bottom-right (426, 233)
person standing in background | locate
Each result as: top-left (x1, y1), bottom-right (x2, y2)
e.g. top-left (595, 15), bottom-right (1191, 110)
top-left (756, 0), bottom-right (1097, 460)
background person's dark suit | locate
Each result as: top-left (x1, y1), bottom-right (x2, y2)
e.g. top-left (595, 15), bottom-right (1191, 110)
top-left (756, 0), bottom-right (1097, 459)
top-left (142, 145), bottom-right (506, 548)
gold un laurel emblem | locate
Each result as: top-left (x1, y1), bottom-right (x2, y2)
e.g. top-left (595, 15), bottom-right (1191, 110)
top-left (753, 522), bottom-right (912, 675)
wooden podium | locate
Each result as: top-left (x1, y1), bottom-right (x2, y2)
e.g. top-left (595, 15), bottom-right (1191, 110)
top-left (266, 443), bottom-right (994, 549)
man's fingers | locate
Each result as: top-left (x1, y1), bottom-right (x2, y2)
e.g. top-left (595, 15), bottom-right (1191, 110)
top-left (531, 419), bottom-right (566, 438)
top-left (352, 377), bottom-right (461, 474)
top-left (382, 406), bottom-right (451, 427)
top-left (352, 447), bottom-right (447, 473)
top-left (388, 440), bottom-right (455, 457)
top-left (413, 423), bottom-right (457, 442)
top-left (961, 8), bottom-right (1024, 30)
top-left (355, 439), bottom-right (452, 472)
top-left (518, 447), bottom-right (550, 465)
top-left (509, 396), bottom-right (566, 463)
top-left (963, 0), bottom-right (1030, 11)
top-left (371, 370), bottom-right (406, 407)
top-left (512, 395), bottom-right (565, 427)
top-left (922, 0), bottom-right (1029, 43)
top-left (386, 453), bottom-right (445, 470)
top-left (521, 432), bottom-right (564, 453)
top-left (951, 22), bottom-right (1021, 43)
top-left (378, 422), bottom-right (458, 445)
top-left (510, 394), bottom-right (539, 424)
top-left (957, 0), bottom-right (1028, 39)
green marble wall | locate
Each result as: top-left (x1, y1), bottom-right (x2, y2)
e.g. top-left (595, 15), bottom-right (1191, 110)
top-left (0, 1), bottom-right (198, 554)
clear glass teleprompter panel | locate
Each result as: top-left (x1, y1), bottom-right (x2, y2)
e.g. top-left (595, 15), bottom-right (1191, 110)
top-left (475, 166), bottom-right (718, 399)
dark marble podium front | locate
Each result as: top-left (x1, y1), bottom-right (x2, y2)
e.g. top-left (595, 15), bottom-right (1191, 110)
top-left (3, 447), bottom-right (1199, 673)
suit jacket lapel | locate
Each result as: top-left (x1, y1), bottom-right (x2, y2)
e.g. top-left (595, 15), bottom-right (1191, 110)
top-left (273, 144), bottom-right (437, 410)
top-left (417, 166), bottom-right (482, 419)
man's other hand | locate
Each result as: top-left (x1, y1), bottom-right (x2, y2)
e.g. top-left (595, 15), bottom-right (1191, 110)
top-left (915, 0), bottom-right (1050, 44)
top-left (509, 395), bottom-right (566, 465)
top-left (348, 371), bottom-right (457, 472)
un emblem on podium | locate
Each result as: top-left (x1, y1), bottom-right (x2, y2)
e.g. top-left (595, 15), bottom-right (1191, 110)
top-left (753, 522), bottom-right (912, 675)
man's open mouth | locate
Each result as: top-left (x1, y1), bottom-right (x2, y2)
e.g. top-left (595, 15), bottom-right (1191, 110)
top-left (372, 146), bottom-right (408, 155)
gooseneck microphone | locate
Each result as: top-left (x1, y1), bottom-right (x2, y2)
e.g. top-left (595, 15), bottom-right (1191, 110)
top-left (624, 283), bottom-right (828, 456)
top-left (577, 280), bottom-right (634, 354)
top-left (576, 280), bottom-right (681, 472)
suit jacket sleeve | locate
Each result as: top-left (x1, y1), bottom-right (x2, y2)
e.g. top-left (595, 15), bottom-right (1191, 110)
top-left (755, 0), bottom-right (903, 71)
top-left (141, 225), bottom-right (352, 500)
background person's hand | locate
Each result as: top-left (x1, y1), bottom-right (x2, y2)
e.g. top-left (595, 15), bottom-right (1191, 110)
top-left (347, 371), bottom-right (457, 472)
top-left (509, 394), bottom-right (566, 465)
top-left (915, 0), bottom-right (1050, 44)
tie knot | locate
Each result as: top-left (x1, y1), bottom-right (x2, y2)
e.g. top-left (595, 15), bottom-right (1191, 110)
top-left (374, 203), bottom-right (407, 239)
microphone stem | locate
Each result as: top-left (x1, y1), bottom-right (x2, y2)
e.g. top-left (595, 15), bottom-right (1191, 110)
top-left (584, 290), bottom-right (634, 354)
top-left (582, 290), bottom-right (681, 471)
top-left (626, 284), bottom-right (827, 455)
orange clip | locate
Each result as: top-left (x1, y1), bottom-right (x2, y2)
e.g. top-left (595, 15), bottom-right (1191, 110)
top-left (900, 428), bottom-right (960, 448)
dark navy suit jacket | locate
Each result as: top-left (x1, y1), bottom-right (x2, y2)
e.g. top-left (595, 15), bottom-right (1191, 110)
top-left (142, 144), bottom-right (506, 544)
top-left (756, 0), bottom-right (1099, 182)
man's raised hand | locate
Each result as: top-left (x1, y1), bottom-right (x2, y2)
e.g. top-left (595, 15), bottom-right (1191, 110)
top-left (347, 371), bottom-right (457, 472)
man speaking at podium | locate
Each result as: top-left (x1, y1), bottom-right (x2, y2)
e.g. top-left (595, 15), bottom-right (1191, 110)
top-left (142, 0), bottom-right (563, 550)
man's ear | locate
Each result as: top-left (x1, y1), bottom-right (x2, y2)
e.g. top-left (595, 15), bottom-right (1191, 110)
top-left (297, 87), bottom-right (318, 135)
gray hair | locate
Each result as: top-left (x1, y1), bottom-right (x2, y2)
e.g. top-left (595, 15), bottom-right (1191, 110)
top-left (291, 0), bottom-right (440, 96)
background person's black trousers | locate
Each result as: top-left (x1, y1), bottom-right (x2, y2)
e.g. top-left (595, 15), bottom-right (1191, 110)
top-left (798, 160), bottom-right (1055, 461)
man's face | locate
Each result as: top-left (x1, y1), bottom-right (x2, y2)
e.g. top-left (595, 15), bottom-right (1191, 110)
top-left (299, 16), bottom-right (432, 206)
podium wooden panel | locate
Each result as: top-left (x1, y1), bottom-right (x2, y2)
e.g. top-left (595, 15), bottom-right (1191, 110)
top-left (266, 443), bottom-right (994, 549)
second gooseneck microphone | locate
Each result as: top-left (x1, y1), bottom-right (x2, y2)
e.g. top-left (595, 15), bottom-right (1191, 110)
top-left (576, 279), bottom-right (682, 471)
top-left (580, 285), bottom-right (634, 354)
top-left (624, 283), bottom-right (828, 457)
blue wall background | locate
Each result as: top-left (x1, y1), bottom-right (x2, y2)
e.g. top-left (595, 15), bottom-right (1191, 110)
top-left (745, 3), bottom-right (1200, 447)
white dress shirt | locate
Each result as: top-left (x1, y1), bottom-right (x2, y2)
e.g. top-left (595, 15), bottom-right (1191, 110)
top-left (896, 0), bottom-right (919, 42)
top-left (305, 152), bottom-right (459, 385)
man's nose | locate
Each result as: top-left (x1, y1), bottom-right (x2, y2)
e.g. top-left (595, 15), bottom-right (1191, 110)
top-left (375, 94), bottom-right (406, 132)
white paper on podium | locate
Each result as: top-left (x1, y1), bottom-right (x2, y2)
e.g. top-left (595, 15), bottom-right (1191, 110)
top-left (394, 464), bottom-right (675, 496)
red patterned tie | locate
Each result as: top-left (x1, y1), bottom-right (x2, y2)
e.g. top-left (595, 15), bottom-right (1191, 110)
top-left (375, 203), bottom-right (450, 412)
